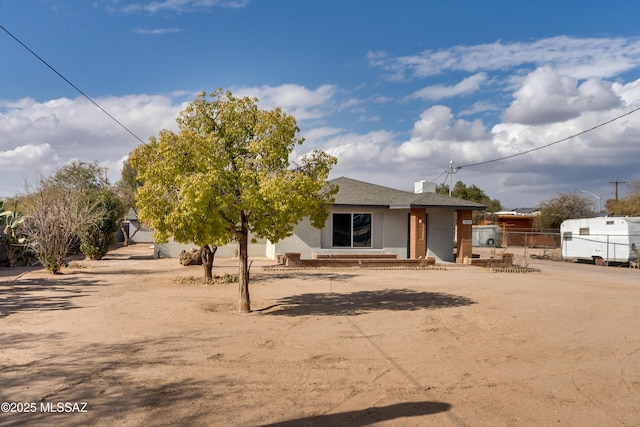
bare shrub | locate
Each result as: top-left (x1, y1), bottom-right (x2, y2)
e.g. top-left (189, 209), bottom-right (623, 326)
top-left (22, 183), bottom-right (103, 274)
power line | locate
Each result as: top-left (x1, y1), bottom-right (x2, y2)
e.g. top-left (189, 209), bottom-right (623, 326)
top-left (428, 170), bottom-right (447, 184)
top-left (457, 105), bottom-right (640, 170)
top-left (0, 24), bottom-right (145, 145)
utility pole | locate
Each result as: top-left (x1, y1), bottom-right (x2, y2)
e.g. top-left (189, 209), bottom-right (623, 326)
top-left (446, 161), bottom-right (458, 197)
top-left (609, 180), bottom-right (626, 202)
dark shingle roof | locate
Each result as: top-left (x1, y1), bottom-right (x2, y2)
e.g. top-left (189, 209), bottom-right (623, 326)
top-left (328, 177), bottom-right (486, 210)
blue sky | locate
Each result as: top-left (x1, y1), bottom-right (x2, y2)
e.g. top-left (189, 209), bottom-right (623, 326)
top-left (2, 0), bottom-right (640, 209)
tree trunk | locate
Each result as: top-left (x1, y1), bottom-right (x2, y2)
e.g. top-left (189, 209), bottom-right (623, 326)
top-left (120, 223), bottom-right (129, 246)
top-left (238, 230), bottom-right (251, 313)
top-left (201, 245), bottom-right (217, 282)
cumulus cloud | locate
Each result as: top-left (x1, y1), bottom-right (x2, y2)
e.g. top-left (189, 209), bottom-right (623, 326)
top-left (393, 106), bottom-right (494, 168)
top-left (0, 143), bottom-right (58, 193)
top-left (302, 126), bottom-right (344, 143)
top-left (299, 65), bottom-right (640, 208)
top-left (503, 67), bottom-right (621, 125)
top-left (4, 33), bottom-right (640, 206)
top-left (0, 87), bottom-right (341, 196)
top-left (0, 94), bottom-right (185, 196)
top-left (0, 143), bottom-right (57, 170)
top-left (301, 105), bottom-right (495, 185)
top-left (234, 84), bottom-right (337, 120)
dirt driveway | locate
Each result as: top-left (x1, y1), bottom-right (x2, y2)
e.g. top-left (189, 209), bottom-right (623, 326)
top-left (1, 244), bottom-right (640, 426)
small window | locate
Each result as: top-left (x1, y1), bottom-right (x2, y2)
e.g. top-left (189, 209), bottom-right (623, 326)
top-left (332, 213), bottom-right (372, 248)
top-left (606, 221), bottom-right (614, 225)
top-left (579, 228), bottom-right (589, 235)
top-left (563, 231), bottom-right (572, 241)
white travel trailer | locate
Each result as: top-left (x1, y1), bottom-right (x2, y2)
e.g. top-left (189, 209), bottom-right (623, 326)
top-left (561, 217), bottom-right (640, 265)
top-left (472, 225), bottom-right (501, 247)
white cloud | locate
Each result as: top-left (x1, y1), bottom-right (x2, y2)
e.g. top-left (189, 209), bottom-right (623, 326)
top-left (458, 101), bottom-right (501, 117)
top-left (134, 27), bottom-right (183, 35)
top-left (0, 94), bottom-right (185, 196)
top-left (305, 130), bottom-right (399, 170)
top-left (410, 106), bottom-right (489, 142)
top-left (0, 143), bottom-right (57, 170)
top-left (234, 84), bottom-right (337, 120)
top-left (302, 126), bottom-right (343, 143)
top-left (339, 98), bottom-right (363, 111)
top-left (613, 78), bottom-right (640, 106)
top-left (358, 115), bottom-right (380, 123)
top-left (118, 0), bottom-right (249, 14)
top-left (410, 73), bottom-right (488, 101)
top-left (3, 32), bottom-right (640, 207)
top-left (373, 36), bottom-right (640, 81)
top-left (296, 66), bottom-right (640, 208)
top-left (302, 106), bottom-right (495, 184)
top-left (0, 143), bottom-right (59, 193)
top-left (502, 67), bottom-right (621, 125)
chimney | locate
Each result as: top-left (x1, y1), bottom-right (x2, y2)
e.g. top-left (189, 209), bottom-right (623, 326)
top-left (414, 180), bottom-right (436, 194)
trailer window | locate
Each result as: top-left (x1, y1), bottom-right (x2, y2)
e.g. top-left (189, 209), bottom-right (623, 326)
top-left (563, 232), bottom-right (572, 241)
top-left (606, 220), bottom-right (614, 225)
top-left (579, 228), bottom-right (589, 235)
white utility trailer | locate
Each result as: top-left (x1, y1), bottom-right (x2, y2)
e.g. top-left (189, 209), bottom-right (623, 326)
top-left (560, 217), bottom-right (640, 265)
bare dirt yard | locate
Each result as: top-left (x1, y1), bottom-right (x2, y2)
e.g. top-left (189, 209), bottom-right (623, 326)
top-left (1, 244), bottom-right (640, 426)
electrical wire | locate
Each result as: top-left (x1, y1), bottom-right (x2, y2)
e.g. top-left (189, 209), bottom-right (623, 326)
top-left (0, 24), bottom-right (146, 145)
top-left (430, 170), bottom-right (447, 184)
top-left (457, 105), bottom-right (640, 170)
top-left (5, 23), bottom-right (639, 174)
top-left (425, 104), bottom-right (640, 188)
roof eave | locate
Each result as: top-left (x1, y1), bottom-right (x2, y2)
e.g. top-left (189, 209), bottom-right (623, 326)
top-left (410, 204), bottom-right (487, 211)
top-left (332, 203), bottom-right (390, 209)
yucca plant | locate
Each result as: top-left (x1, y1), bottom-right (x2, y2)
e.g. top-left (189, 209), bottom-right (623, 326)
top-left (1, 202), bottom-right (26, 267)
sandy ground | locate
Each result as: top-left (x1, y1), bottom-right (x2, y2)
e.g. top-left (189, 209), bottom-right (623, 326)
top-left (1, 244), bottom-right (640, 427)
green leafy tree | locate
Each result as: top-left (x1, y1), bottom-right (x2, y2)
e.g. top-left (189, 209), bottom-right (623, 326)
top-left (49, 160), bottom-right (107, 190)
top-left (437, 181), bottom-right (503, 223)
top-left (436, 181), bottom-right (503, 211)
top-left (533, 193), bottom-right (595, 230)
top-left (79, 188), bottom-right (125, 260)
top-left (130, 89), bottom-right (337, 313)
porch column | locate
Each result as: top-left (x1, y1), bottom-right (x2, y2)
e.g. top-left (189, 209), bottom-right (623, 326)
top-left (456, 209), bottom-right (473, 263)
top-left (410, 208), bottom-right (426, 259)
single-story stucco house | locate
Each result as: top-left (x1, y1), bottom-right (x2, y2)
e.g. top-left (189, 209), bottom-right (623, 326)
top-left (267, 177), bottom-right (486, 263)
top-left (154, 176), bottom-right (486, 263)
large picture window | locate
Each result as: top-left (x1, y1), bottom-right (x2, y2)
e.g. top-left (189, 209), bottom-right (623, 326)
top-left (332, 213), bottom-right (372, 247)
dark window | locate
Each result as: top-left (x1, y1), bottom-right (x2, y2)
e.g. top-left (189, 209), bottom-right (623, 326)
top-left (352, 213), bottom-right (372, 247)
top-left (332, 213), bottom-right (352, 247)
top-left (332, 213), bottom-right (372, 248)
